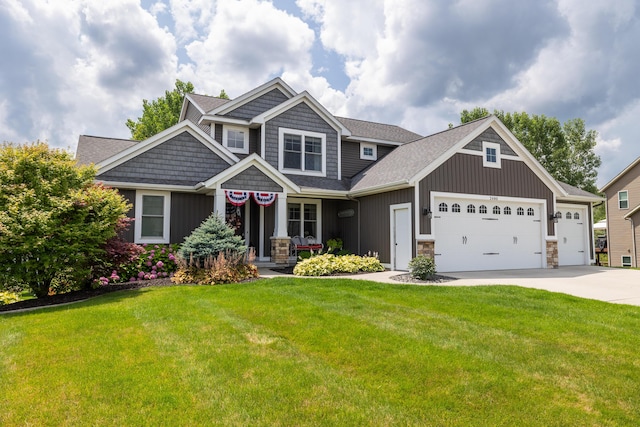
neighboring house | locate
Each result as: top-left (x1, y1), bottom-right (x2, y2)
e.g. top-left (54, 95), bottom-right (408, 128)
top-left (75, 77), bottom-right (601, 272)
top-left (600, 156), bottom-right (640, 267)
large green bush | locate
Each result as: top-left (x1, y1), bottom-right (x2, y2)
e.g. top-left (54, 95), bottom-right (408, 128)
top-left (178, 214), bottom-right (246, 264)
top-left (0, 142), bottom-right (130, 298)
top-left (408, 255), bottom-right (436, 280)
top-left (293, 253), bottom-right (384, 276)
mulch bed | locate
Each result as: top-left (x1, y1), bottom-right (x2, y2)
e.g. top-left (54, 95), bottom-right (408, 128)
top-left (0, 279), bottom-right (175, 313)
top-left (389, 273), bottom-right (456, 284)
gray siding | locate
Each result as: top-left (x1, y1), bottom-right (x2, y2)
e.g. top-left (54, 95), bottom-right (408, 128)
top-left (224, 89), bottom-right (289, 120)
top-left (221, 166), bottom-right (284, 192)
top-left (98, 132), bottom-right (230, 186)
top-left (341, 141), bottom-right (395, 178)
top-left (250, 128), bottom-right (260, 156)
top-left (117, 189), bottom-right (136, 242)
top-left (185, 103), bottom-right (210, 134)
top-left (214, 124), bottom-right (223, 143)
top-left (358, 188), bottom-right (414, 262)
top-left (322, 199), bottom-right (359, 254)
top-left (418, 153), bottom-right (555, 236)
top-left (463, 128), bottom-right (517, 156)
top-left (264, 102), bottom-right (339, 180)
top-left (263, 205), bottom-right (275, 257)
top-left (170, 193), bottom-right (214, 243)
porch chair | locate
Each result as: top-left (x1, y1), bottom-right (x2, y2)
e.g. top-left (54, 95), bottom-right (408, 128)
top-left (291, 236), bottom-right (323, 258)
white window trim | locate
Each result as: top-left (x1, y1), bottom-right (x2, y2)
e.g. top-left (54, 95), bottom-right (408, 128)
top-left (618, 190), bottom-right (629, 209)
top-left (482, 141), bottom-right (501, 168)
top-left (360, 142), bottom-right (377, 160)
top-left (287, 198), bottom-right (322, 240)
top-left (278, 127), bottom-right (326, 177)
top-left (135, 190), bottom-right (171, 244)
top-left (621, 255), bottom-right (632, 267)
top-left (222, 125), bottom-right (249, 154)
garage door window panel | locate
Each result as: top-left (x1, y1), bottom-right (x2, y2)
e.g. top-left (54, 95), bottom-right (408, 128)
top-left (479, 205), bottom-right (487, 214)
top-left (467, 204), bottom-right (475, 213)
top-left (439, 203), bottom-right (448, 212)
top-left (504, 206), bottom-right (511, 215)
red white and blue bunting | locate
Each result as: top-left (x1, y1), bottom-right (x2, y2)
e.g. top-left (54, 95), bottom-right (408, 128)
top-left (253, 192), bottom-right (277, 207)
top-left (225, 191), bottom-right (250, 206)
top-left (225, 190), bottom-right (278, 207)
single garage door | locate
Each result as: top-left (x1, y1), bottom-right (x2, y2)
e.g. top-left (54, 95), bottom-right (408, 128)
top-left (434, 197), bottom-right (544, 272)
top-left (556, 204), bottom-right (588, 266)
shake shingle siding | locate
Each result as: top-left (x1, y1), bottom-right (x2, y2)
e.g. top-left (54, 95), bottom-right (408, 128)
top-left (185, 103), bottom-right (211, 134)
top-left (463, 128), bottom-right (517, 156)
top-left (97, 132), bottom-right (229, 186)
top-left (222, 166), bottom-right (283, 192)
top-left (224, 89), bottom-right (290, 120)
top-left (264, 102), bottom-right (339, 179)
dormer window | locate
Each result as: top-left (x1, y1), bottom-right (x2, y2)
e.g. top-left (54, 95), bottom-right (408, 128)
top-left (223, 125), bottom-right (249, 154)
top-left (278, 128), bottom-right (326, 176)
top-left (482, 141), bottom-right (501, 168)
top-left (360, 143), bottom-right (377, 160)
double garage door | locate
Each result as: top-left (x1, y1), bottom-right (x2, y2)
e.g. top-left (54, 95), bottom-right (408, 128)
top-left (433, 197), bottom-right (590, 272)
top-left (434, 197), bottom-right (544, 272)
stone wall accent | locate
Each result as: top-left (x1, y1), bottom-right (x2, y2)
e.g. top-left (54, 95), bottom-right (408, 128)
top-left (546, 240), bottom-right (558, 269)
top-left (270, 237), bottom-right (291, 264)
top-left (416, 240), bottom-right (435, 258)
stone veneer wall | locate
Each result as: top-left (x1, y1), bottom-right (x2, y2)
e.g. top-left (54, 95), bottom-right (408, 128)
top-left (546, 240), bottom-right (558, 269)
top-left (416, 241), bottom-right (435, 258)
top-left (270, 237), bottom-right (291, 264)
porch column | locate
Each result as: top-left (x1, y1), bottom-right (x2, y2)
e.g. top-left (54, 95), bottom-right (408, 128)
top-left (270, 192), bottom-right (290, 264)
top-left (214, 189), bottom-right (226, 217)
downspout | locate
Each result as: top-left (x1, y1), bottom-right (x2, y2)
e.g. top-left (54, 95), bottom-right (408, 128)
top-left (347, 195), bottom-right (361, 255)
top-left (630, 217), bottom-right (638, 268)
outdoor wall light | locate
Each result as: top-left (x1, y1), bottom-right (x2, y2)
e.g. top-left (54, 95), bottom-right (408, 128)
top-left (549, 212), bottom-right (561, 223)
top-left (422, 207), bottom-right (432, 219)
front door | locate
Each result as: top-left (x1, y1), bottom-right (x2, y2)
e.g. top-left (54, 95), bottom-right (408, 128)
top-left (392, 204), bottom-right (412, 271)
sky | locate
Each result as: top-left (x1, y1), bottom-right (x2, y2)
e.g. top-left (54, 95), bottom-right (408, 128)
top-left (1, 0), bottom-right (639, 187)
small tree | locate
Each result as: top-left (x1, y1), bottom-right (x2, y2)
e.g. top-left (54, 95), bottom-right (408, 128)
top-left (178, 214), bottom-right (246, 264)
top-left (0, 142), bottom-right (130, 298)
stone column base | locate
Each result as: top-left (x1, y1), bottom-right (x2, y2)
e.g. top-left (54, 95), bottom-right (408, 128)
top-left (416, 240), bottom-right (435, 258)
top-left (270, 237), bottom-right (291, 264)
top-left (546, 240), bottom-right (558, 269)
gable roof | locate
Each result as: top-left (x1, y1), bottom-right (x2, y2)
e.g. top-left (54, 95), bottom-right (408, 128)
top-left (185, 93), bottom-right (231, 114)
top-left (350, 115), bottom-right (568, 197)
top-left (600, 156), bottom-right (640, 192)
top-left (76, 135), bottom-right (139, 165)
top-left (96, 120), bottom-right (239, 174)
top-left (205, 77), bottom-right (297, 117)
top-left (350, 116), bottom-right (493, 193)
top-left (557, 181), bottom-right (603, 202)
top-left (337, 116), bottom-right (422, 144)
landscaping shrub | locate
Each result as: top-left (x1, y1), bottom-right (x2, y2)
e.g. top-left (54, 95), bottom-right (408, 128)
top-left (408, 255), bottom-right (436, 280)
top-left (0, 291), bottom-right (20, 306)
top-left (93, 243), bottom-right (180, 286)
top-left (172, 250), bottom-right (258, 285)
top-left (293, 253), bottom-right (384, 276)
top-left (0, 142), bottom-right (130, 298)
top-left (178, 214), bottom-right (246, 264)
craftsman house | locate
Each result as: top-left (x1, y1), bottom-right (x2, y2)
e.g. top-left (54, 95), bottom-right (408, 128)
top-left (600, 156), bottom-right (640, 267)
top-left (76, 78), bottom-right (600, 272)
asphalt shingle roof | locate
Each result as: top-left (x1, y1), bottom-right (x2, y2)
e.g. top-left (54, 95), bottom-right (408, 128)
top-left (557, 181), bottom-right (599, 198)
top-left (75, 135), bottom-right (139, 165)
top-left (188, 93), bottom-right (231, 113)
top-left (336, 116), bottom-right (422, 144)
top-left (350, 116), bottom-right (493, 192)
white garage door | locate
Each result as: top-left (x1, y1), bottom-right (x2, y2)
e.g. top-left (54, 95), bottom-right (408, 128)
top-left (556, 205), bottom-right (588, 266)
top-left (434, 197), bottom-right (544, 272)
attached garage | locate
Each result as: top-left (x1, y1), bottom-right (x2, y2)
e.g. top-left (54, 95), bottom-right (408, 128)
top-left (556, 203), bottom-right (589, 266)
top-left (433, 195), bottom-right (545, 272)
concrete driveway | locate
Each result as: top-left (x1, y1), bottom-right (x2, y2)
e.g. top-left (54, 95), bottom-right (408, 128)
top-left (447, 266), bottom-right (640, 306)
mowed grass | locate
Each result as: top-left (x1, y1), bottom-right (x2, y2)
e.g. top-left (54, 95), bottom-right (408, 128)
top-left (1, 278), bottom-right (639, 426)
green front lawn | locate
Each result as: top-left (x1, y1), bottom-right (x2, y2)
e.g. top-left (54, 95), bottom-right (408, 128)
top-left (1, 278), bottom-right (639, 426)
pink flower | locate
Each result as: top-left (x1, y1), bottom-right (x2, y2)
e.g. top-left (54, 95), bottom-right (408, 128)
top-left (156, 261), bottom-right (164, 269)
top-left (146, 261), bottom-right (152, 267)
top-left (150, 274), bottom-right (157, 280)
top-left (138, 271), bottom-right (145, 278)
top-left (152, 265), bottom-right (157, 271)
top-left (130, 277), bottom-right (136, 282)
top-left (168, 254), bottom-right (176, 261)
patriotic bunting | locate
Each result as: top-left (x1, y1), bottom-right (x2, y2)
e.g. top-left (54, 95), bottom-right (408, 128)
top-left (225, 191), bottom-right (250, 206)
top-left (225, 190), bottom-right (278, 207)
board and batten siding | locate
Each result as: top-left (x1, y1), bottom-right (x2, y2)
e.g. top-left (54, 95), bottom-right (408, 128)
top-left (603, 160), bottom-right (640, 267)
top-left (322, 199), bottom-right (359, 254)
top-left (419, 153), bottom-right (555, 236)
top-left (341, 141), bottom-right (395, 178)
top-left (170, 193), bottom-right (214, 244)
top-left (357, 188), bottom-right (414, 263)
top-left (463, 127), bottom-right (517, 156)
top-left (264, 102), bottom-right (339, 180)
top-left (117, 189), bottom-right (136, 242)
